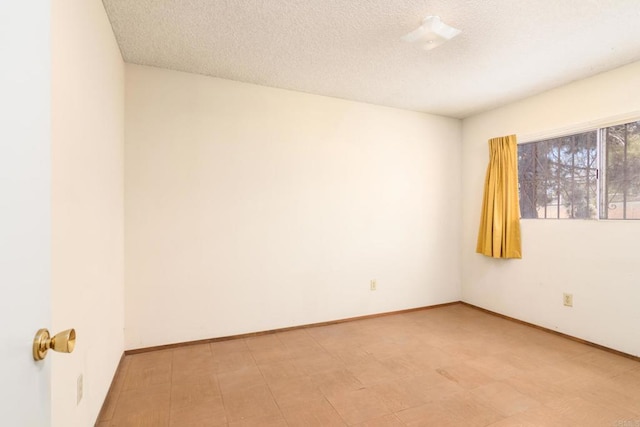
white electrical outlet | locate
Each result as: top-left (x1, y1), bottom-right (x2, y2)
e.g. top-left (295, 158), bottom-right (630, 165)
top-left (77, 374), bottom-right (83, 405)
top-left (370, 280), bottom-right (377, 291)
top-left (563, 293), bottom-right (573, 307)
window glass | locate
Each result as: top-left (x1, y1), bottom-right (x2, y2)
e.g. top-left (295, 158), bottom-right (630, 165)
top-left (518, 131), bottom-right (597, 219)
top-left (518, 120), bottom-right (640, 220)
top-left (603, 120), bottom-right (640, 219)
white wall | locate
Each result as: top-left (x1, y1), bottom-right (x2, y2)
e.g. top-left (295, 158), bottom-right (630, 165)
top-left (51, 1), bottom-right (125, 425)
top-left (462, 61), bottom-right (640, 357)
top-left (125, 64), bottom-right (462, 349)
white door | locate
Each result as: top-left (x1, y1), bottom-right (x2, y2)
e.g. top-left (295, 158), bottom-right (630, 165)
top-left (0, 2), bottom-right (53, 426)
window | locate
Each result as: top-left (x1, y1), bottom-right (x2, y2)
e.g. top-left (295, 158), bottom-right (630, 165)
top-left (518, 119), bottom-right (640, 220)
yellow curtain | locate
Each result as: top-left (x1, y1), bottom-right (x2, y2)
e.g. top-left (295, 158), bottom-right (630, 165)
top-left (476, 134), bottom-right (522, 259)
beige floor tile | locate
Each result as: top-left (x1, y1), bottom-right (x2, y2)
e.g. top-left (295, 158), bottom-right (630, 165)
top-left (311, 367), bottom-right (365, 398)
top-left (171, 356), bottom-right (217, 385)
top-left (258, 359), bottom-right (304, 385)
top-left (98, 390), bottom-right (121, 423)
top-left (269, 375), bottom-right (325, 408)
top-left (463, 334), bottom-right (516, 356)
top-left (170, 378), bottom-right (221, 408)
top-left (228, 414), bottom-right (288, 427)
top-left (609, 367), bottom-right (640, 409)
top-left (331, 346), bottom-right (373, 365)
top-left (396, 401), bottom-right (460, 427)
top-left (406, 346), bottom-right (463, 371)
top-left (346, 357), bottom-right (398, 386)
top-left (293, 351), bottom-right (345, 375)
top-left (217, 365), bottom-right (266, 394)
top-left (108, 411), bottom-right (170, 427)
top-left (545, 396), bottom-right (639, 427)
top-left (211, 349), bottom-right (257, 374)
top-left (103, 305), bottom-right (640, 427)
top-left (172, 343), bottom-right (211, 360)
top-left (470, 381), bottom-right (541, 416)
top-left (123, 351), bottom-right (173, 391)
top-left (464, 354), bottom-right (526, 381)
top-left (110, 384), bottom-right (171, 426)
top-left (362, 340), bottom-right (407, 360)
top-left (440, 391), bottom-right (505, 427)
top-left (485, 405), bottom-right (569, 426)
top-left (284, 342), bottom-right (328, 359)
top-left (494, 351), bottom-right (544, 372)
top-left (515, 362), bottom-right (580, 384)
top-left (169, 396), bottom-right (226, 427)
top-left (504, 370), bottom-right (572, 404)
top-left (281, 398), bottom-right (346, 427)
top-left (250, 345), bottom-right (291, 365)
top-left (540, 356), bottom-right (604, 386)
top-left (326, 388), bottom-right (391, 425)
top-left (245, 335), bottom-right (289, 364)
top-left (369, 378), bottom-right (427, 412)
top-left (353, 414), bottom-right (405, 426)
top-left (98, 357), bottom-right (131, 421)
top-left (403, 371), bottom-right (464, 403)
top-left (571, 349), bottom-right (640, 378)
top-left (387, 333), bottom-right (429, 350)
top-left (571, 375), bottom-right (640, 415)
top-left (378, 355), bottom-right (422, 377)
top-left (435, 363), bottom-right (495, 389)
top-left (223, 383), bottom-right (280, 422)
top-left (440, 342), bottom-right (487, 361)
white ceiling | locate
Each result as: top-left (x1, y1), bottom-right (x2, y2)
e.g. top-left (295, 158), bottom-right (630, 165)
top-left (102, 0), bottom-right (640, 118)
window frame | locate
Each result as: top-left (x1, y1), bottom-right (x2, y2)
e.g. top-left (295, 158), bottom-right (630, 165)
top-left (517, 115), bottom-right (640, 221)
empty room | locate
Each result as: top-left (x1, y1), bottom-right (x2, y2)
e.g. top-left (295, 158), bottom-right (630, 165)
top-left (2, 0), bottom-right (640, 426)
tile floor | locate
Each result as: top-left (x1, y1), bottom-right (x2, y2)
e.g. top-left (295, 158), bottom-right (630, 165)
top-left (97, 304), bottom-right (640, 426)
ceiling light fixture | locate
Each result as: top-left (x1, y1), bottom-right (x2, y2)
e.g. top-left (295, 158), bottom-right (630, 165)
top-left (401, 16), bottom-right (461, 51)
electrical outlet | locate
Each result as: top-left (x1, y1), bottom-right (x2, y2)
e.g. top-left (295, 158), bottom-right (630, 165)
top-left (370, 279), bottom-right (377, 291)
top-left (563, 293), bottom-right (573, 307)
top-left (77, 374), bottom-right (83, 405)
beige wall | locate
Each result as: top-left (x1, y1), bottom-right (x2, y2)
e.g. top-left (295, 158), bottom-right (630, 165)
top-left (124, 64), bottom-right (462, 349)
top-left (51, 1), bottom-right (125, 425)
top-left (462, 61), bottom-right (640, 357)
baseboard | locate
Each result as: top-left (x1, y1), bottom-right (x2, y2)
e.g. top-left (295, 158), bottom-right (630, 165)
top-left (124, 301), bottom-right (461, 355)
top-left (461, 301), bottom-right (640, 362)
top-left (123, 300), bottom-right (639, 359)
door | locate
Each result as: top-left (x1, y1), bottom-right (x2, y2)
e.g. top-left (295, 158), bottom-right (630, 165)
top-left (0, 2), bottom-right (53, 426)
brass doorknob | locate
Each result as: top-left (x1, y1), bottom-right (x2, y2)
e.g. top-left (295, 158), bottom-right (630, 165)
top-left (33, 328), bottom-right (76, 361)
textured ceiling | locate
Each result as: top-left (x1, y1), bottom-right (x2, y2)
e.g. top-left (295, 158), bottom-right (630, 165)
top-left (102, 0), bottom-right (640, 118)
